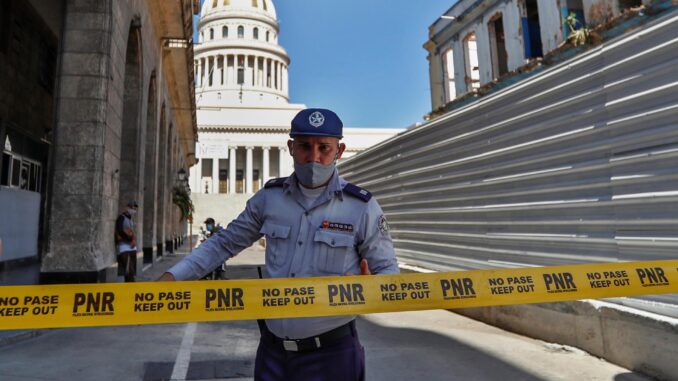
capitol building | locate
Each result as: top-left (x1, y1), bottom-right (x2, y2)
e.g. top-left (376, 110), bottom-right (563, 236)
top-left (189, 0), bottom-right (402, 223)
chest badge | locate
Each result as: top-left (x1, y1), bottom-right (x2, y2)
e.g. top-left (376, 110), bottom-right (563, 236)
top-left (321, 220), bottom-right (354, 233)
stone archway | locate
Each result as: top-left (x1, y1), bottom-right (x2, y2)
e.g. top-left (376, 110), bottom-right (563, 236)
top-left (142, 73), bottom-right (158, 263)
top-left (155, 104), bottom-right (167, 256)
top-left (118, 22), bottom-right (142, 210)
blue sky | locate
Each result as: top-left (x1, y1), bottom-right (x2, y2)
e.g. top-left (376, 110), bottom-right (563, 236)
top-left (196, 1), bottom-right (453, 128)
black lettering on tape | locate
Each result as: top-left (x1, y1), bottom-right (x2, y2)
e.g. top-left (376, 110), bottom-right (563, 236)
top-left (0, 297), bottom-right (20, 306)
top-left (328, 283), bottom-right (365, 306)
top-left (543, 273), bottom-right (577, 293)
top-left (636, 267), bottom-right (669, 287)
top-left (73, 292), bottom-right (115, 315)
top-left (440, 278), bottom-right (476, 300)
top-left (205, 288), bottom-right (244, 310)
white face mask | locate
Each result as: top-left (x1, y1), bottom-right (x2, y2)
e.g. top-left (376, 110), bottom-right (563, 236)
top-left (127, 208), bottom-right (137, 216)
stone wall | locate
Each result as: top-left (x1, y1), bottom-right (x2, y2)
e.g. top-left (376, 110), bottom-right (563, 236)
top-left (41, 0), bottom-right (193, 283)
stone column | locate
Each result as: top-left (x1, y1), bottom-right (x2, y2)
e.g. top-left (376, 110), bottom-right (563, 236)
top-left (196, 59), bottom-right (202, 87)
top-left (283, 65), bottom-right (288, 93)
top-left (229, 147), bottom-right (236, 194)
top-left (246, 146), bottom-right (253, 193)
top-left (193, 158), bottom-right (202, 191)
top-left (279, 146), bottom-right (288, 177)
top-left (275, 62), bottom-right (282, 90)
top-left (264, 58), bottom-right (269, 88)
top-left (211, 156), bottom-right (219, 194)
top-left (262, 146), bottom-right (270, 184)
top-left (272, 61), bottom-right (277, 90)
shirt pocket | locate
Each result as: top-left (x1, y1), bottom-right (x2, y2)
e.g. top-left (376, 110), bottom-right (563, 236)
top-left (260, 222), bottom-right (291, 268)
top-left (313, 230), bottom-right (356, 275)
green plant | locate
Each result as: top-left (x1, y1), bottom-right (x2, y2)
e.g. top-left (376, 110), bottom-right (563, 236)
top-left (565, 12), bottom-right (591, 47)
top-left (172, 186), bottom-right (194, 221)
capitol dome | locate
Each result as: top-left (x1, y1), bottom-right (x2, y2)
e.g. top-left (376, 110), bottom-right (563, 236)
top-left (200, 0), bottom-right (277, 21)
top-left (195, 0), bottom-right (289, 106)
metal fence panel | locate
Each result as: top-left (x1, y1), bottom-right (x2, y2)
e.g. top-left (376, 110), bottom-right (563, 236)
top-left (339, 13), bottom-right (678, 309)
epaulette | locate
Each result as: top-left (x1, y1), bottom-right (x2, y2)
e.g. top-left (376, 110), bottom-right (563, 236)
top-left (264, 177), bottom-right (287, 189)
top-left (342, 183), bottom-right (372, 202)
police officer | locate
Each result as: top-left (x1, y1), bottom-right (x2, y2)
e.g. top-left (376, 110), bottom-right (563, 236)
top-left (159, 108), bottom-right (399, 381)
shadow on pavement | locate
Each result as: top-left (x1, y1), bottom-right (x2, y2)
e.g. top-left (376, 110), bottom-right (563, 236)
top-left (356, 316), bottom-right (547, 381)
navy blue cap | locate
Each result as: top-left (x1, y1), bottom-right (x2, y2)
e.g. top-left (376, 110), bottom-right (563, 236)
top-left (290, 108), bottom-right (343, 139)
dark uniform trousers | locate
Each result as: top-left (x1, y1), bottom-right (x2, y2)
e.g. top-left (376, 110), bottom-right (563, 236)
top-left (255, 320), bottom-right (365, 381)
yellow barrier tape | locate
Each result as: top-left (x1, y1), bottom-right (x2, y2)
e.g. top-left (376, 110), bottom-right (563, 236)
top-left (1, 260), bottom-right (677, 330)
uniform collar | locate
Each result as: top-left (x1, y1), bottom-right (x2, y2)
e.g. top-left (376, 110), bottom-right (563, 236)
top-left (284, 168), bottom-right (344, 208)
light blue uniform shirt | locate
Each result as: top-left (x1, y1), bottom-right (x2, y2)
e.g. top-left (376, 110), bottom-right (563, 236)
top-left (168, 170), bottom-right (399, 339)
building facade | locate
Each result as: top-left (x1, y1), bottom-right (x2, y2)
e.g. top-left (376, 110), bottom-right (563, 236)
top-left (425, 0), bottom-right (649, 112)
top-left (0, 0), bottom-right (199, 283)
top-left (188, 0), bottom-right (402, 227)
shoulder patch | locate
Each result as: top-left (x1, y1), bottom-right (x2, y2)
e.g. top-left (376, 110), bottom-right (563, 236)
top-left (342, 183), bottom-right (372, 202)
top-left (264, 177), bottom-right (287, 189)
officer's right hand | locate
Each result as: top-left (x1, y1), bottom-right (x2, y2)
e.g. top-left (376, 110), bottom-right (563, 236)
top-left (158, 272), bottom-right (176, 281)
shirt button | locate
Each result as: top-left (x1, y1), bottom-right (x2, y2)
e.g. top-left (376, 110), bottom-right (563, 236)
top-left (305, 211), bottom-right (309, 216)
top-left (271, 232), bottom-right (276, 237)
top-left (298, 241), bottom-right (302, 246)
top-left (331, 239), bottom-right (336, 245)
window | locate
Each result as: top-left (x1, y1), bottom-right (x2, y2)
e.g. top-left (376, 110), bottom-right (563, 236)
top-left (37, 39), bottom-right (57, 92)
top-left (222, 26), bottom-right (228, 38)
top-left (236, 170), bottom-right (244, 193)
top-left (253, 27), bottom-right (259, 40)
top-left (463, 32), bottom-right (480, 91)
top-left (0, 0), bottom-right (10, 53)
top-left (10, 157), bottom-right (20, 186)
top-left (0, 151), bottom-right (40, 192)
top-left (223, 0), bottom-right (230, 5)
top-left (522, 0), bottom-right (543, 58)
top-left (488, 14), bottom-right (508, 78)
top-left (266, 60), bottom-right (271, 87)
top-left (0, 153), bottom-right (10, 185)
top-left (208, 58), bottom-right (213, 86)
top-left (443, 49), bottom-right (456, 101)
top-left (238, 26), bottom-right (244, 39)
top-left (210, 28), bottom-right (214, 40)
top-left (252, 0), bottom-right (258, 7)
top-left (212, 0), bottom-right (218, 7)
top-left (237, 56), bottom-right (245, 85)
top-left (266, 31), bottom-right (269, 42)
top-left (263, 0), bottom-right (268, 11)
top-left (563, 0), bottom-right (586, 38)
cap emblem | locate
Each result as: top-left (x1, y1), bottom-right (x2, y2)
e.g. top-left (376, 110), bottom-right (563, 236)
top-left (309, 111), bottom-right (325, 128)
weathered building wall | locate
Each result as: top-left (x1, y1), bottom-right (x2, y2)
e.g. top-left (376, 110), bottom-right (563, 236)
top-left (427, 0), bottom-right (529, 110)
top-left (39, 0), bottom-right (197, 283)
top-left (537, 0), bottom-right (565, 53)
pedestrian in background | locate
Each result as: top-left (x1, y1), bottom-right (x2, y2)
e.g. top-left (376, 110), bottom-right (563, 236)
top-left (115, 200), bottom-right (138, 282)
top-left (159, 108), bottom-right (399, 381)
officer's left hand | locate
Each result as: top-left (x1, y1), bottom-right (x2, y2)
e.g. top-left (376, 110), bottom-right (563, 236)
top-left (346, 259), bottom-right (371, 276)
top-left (360, 259), bottom-right (371, 275)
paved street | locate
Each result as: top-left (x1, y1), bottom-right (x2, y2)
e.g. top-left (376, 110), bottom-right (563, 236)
top-left (0, 244), bottom-right (653, 381)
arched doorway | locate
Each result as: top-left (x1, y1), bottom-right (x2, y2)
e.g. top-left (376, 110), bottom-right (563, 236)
top-left (142, 74), bottom-right (158, 263)
top-left (155, 105), bottom-right (167, 256)
top-left (117, 22), bottom-right (142, 258)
